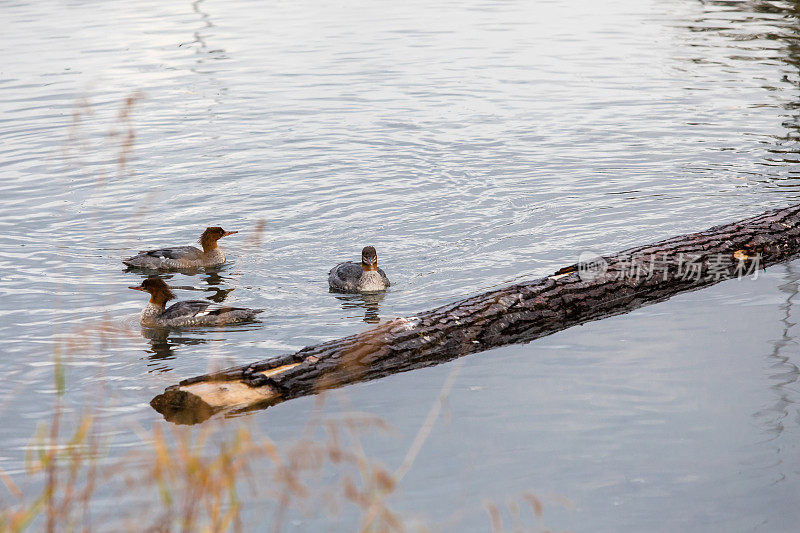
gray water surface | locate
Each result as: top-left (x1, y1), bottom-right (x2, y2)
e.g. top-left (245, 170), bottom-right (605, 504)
top-left (2, 0), bottom-right (800, 530)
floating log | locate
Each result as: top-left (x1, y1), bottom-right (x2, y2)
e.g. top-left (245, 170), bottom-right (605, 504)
top-left (151, 204), bottom-right (800, 424)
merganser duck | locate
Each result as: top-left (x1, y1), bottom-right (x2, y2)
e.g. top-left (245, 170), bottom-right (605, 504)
top-left (129, 278), bottom-right (263, 327)
top-left (328, 246), bottom-right (390, 293)
top-left (123, 227), bottom-right (238, 270)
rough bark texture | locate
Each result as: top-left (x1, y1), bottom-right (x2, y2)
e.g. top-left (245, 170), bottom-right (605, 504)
top-left (152, 204), bottom-right (800, 424)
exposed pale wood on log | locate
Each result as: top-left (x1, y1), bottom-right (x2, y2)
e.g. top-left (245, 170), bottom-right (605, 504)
top-left (151, 204), bottom-right (800, 424)
top-left (156, 363), bottom-right (300, 425)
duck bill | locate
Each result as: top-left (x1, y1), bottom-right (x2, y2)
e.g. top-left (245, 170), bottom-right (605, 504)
top-left (128, 286), bottom-right (145, 291)
top-left (223, 230), bottom-right (238, 237)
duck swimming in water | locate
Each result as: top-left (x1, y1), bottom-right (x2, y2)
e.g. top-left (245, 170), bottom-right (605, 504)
top-left (328, 246), bottom-right (390, 293)
top-left (129, 278), bottom-right (263, 328)
top-left (123, 227), bottom-right (237, 270)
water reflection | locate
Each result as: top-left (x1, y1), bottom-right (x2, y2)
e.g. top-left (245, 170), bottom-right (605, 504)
top-left (140, 326), bottom-right (210, 372)
top-left (123, 267), bottom-right (235, 302)
top-left (173, 269), bottom-right (237, 302)
top-left (204, 286), bottom-right (235, 303)
top-left (180, 0), bottom-right (228, 62)
top-left (332, 291), bottom-right (386, 324)
top-left (123, 265), bottom-right (178, 277)
top-left (688, 0), bottom-right (800, 180)
top-left (754, 263), bottom-right (800, 483)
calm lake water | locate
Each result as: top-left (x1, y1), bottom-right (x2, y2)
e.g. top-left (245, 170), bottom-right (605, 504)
top-left (3, 0), bottom-right (800, 530)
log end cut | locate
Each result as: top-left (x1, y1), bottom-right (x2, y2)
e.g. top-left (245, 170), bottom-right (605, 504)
top-left (150, 379), bottom-right (282, 424)
top-left (150, 388), bottom-right (216, 425)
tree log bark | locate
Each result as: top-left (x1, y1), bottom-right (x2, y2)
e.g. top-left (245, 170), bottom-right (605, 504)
top-left (151, 204), bottom-right (800, 424)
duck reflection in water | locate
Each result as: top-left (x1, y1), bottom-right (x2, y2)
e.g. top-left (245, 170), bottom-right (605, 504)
top-left (333, 291), bottom-right (386, 324)
top-left (123, 259), bottom-right (234, 290)
top-left (200, 269), bottom-right (235, 302)
top-left (141, 327), bottom-right (210, 372)
top-left (157, 268), bottom-right (235, 303)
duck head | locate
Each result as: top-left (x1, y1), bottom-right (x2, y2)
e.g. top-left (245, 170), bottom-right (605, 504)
top-left (361, 246), bottom-right (378, 272)
top-left (129, 277), bottom-right (176, 308)
top-left (199, 226), bottom-right (238, 253)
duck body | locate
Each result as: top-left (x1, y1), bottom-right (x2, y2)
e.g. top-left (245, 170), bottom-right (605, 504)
top-left (123, 227), bottom-right (236, 270)
top-left (328, 246), bottom-right (390, 293)
top-left (139, 300), bottom-right (262, 328)
top-left (328, 262), bottom-right (390, 292)
top-left (123, 246), bottom-right (225, 270)
top-left (130, 278), bottom-right (262, 328)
